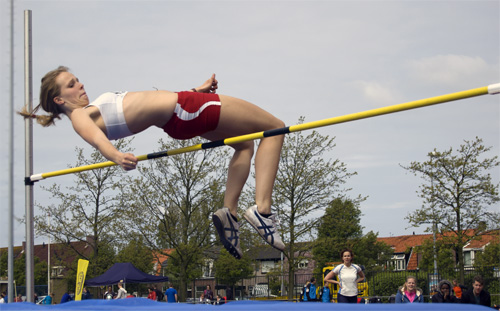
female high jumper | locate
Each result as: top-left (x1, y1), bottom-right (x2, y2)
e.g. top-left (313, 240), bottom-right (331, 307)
top-left (19, 66), bottom-right (285, 259)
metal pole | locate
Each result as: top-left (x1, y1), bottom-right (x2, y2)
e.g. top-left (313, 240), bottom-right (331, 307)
top-left (24, 9), bottom-right (35, 303)
top-left (47, 213), bottom-right (51, 296)
top-left (7, 0), bottom-right (15, 303)
top-left (430, 152), bottom-right (438, 277)
top-left (280, 252), bottom-right (284, 296)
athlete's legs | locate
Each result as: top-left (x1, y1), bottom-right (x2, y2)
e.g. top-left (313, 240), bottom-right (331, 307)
top-left (202, 95), bottom-right (285, 216)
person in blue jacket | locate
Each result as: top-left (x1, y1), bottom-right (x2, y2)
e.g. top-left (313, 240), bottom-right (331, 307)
top-left (303, 277), bottom-right (318, 302)
top-left (319, 285), bottom-right (331, 303)
top-left (40, 293), bottom-right (53, 305)
top-left (395, 276), bottom-right (424, 303)
top-left (60, 290), bottom-right (73, 303)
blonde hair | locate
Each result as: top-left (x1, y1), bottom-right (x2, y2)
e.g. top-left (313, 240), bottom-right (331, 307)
top-left (18, 66), bottom-right (69, 126)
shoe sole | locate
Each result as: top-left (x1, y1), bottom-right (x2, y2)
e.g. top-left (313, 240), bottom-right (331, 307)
top-left (212, 214), bottom-right (242, 259)
top-left (244, 211), bottom-right (285, 251)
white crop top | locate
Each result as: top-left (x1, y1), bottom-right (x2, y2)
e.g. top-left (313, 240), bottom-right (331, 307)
top-left (85, 92), bottom-right (133, 140)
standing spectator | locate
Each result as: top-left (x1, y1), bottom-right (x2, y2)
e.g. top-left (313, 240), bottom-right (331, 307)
top-left (165, 283), bottom-right (178, 303)
top-left (14, 293), bottom-right (23, 302)
top-left (452, 279), bottom-right (465, 300)
top-left (303, 277), bottom-right (318, 302)
top-left (153, 285), bottom-right (164, 302)
top-left (60, 290), bottom-right (73, 303)
top-left (461, 275), bottom-right (491, 307)
top-left (81, 287), bottom-right (92, 300)
top-left (204, 285), bottom-right (214, 302)
top-left (225, 286), bottom-right (233, 302)
top-left (147, 287), bottom-right (157, 301)
top-left (114, 282), bottom-right (127, 299)
top-left (324, 248), bottom-right (365, 303)
top-left (300, 280), bottom-right (309, 301)
top-left (432, 280), bottom-right (458, 303)
top-left (319, 285), bottom-right (332, 303)
top-left (103, 286), bottom-right (115, 300)
top-left (395, 276), bottom-right (424, 303)
top-left (0, 292), bottom-right (6, 303)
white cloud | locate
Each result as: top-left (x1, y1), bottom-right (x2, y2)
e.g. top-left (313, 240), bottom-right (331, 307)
top-left (407, 54), bottom-right (497, 87)
top-left (353, 81), bottom-right (402, 106)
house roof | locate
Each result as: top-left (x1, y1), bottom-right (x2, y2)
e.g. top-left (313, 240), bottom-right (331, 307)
top-left (378, 233), bottom-right (431, 253)
top-left (464, 230), bottom-right (500, 249)
top-left (377, 229), bottom-right (499, 253)
top-left (248, 245), bottom-right (282, 260)
top-left (1, 239), bottom-right (93, 264)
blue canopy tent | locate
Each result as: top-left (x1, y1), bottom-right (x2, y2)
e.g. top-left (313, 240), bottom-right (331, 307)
top-left (85, 262), bottom-right (169, 286)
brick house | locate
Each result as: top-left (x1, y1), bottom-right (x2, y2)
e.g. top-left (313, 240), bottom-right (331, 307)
top-left (0, 237), bottom-right (94, 302)
top-left (377, 229), bottom-right (499, 271)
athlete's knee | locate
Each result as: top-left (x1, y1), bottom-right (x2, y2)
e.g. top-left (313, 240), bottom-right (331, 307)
top-left (271, 117), bottom-right (285, 130)
top-left (232, 140), bottom-right (255, 156)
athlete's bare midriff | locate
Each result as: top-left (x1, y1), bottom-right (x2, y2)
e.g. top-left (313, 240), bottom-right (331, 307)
top-left (121, 90), bottom-right (178, 133)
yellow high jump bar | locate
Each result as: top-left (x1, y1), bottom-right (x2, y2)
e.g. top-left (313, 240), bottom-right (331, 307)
top-left (28, 83), bottom-right (500, 183)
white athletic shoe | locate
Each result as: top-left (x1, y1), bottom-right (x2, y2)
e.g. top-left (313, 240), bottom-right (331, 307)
top-left (244, 205), bottom-right (285, 251)
top-left (212, 207), bottom-right (243, 259)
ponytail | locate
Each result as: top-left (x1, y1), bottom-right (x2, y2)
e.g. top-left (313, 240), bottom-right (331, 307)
top-left (17, 104), bottom-right (61, 127)
top-left (17, 66), bottom-right (69, 126)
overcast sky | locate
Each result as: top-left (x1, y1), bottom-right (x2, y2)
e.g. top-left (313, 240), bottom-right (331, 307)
top-left (1, 0), bottom-right (499, 247)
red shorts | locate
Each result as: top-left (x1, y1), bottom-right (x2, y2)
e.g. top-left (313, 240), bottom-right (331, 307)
top-left (163, 92), bottom-right (221, 140)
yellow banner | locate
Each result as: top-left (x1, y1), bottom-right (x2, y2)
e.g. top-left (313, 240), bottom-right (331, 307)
top-left (75, 259), bottom-right (89, 301)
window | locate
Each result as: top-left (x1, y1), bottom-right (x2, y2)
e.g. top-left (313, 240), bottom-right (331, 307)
top-left (464, 251), bottom-right (472, 266)
top-left (51, 266), bottom-right (64, 277)
top-left (389, 254), bottom-right (406, 271)
top-left (297, 260), bottom-right (308, 269)
top-left (261, 260), bottom-right (276, 273)
top-left (202, 260), bottom-right (213, 278)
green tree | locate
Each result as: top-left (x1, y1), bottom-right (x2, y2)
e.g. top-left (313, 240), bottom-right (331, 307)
top-left (115, 237), bottom-right (154, 295)
top-left (313, 198), bottom-right (391, 274)
top-left (122, 138), bottom-right (230, 301)
top-left (263, 117), bottom-right (358, 300)
top-left (413, 238), bottom-right (455, 276)
top-left (401, 137), bottom-right (500, 283)
top-left (354, 231), bottom-right (392, 272)
top-left (313, 198), bottom-right (363, 272)
top-left (473, 233), bottom-right (500, 306)
top-left (214, 249), bottom-right (253, 295)
top-left (0, 253), bottom-right (47, 287)
top-left (34, 140), bottom-right (132, 279)
top-left (115, 237), bottom-right (154, 273)
top-left (473, 231), bottom-right (500, 274)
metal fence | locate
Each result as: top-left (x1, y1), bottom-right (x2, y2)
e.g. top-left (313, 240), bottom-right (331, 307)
top-left (205, 267), bottom-right (499, 305)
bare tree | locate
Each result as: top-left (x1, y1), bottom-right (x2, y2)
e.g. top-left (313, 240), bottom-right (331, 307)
top-left (35, 139), bottom-right (133, 277)
top-left (401, 137), bottom-right (500, 283)
top-left (121, 138), bottom-right (230, 301)
top-left (253, 117), bottom-right (358, 300)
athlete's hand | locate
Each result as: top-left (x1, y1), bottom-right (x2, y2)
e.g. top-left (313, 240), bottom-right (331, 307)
top-left (195, 74), bottom-right (218, 93)
top-left (119, 153), bottom-right (138, 171)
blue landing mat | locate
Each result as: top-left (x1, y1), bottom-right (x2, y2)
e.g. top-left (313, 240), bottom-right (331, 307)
top-left (0, 299), bottom-right (493, 311)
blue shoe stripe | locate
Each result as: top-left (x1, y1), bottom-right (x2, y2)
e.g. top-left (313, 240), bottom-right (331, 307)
top-left (224, 213), bottom-right (239, 247)
top-left (253, 211), bottom-right (275, 244)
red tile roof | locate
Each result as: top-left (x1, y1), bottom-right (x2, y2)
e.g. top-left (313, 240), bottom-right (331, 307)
top-left (378, 233), bottom-right (432, 253)
top-left (152, 249), bottom-right (175, 274)
top-left (377, 229), bottom-right (499, 271)
top-left (377, 229), bottom-right (498, 253)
